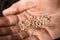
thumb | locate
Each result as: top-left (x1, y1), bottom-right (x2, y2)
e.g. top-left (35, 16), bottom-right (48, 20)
top-left (3, 0), bottom-right (36, 16)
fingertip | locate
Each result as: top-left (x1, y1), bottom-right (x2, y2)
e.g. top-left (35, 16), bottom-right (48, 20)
top-left (6, 15), bottom-right (19, 25)
top-left (3, 7), bottom-right (18, 16)
top-left (0, 15), bottom-right (19, 27)
top-left (0, 17), bottom-right (9, 27)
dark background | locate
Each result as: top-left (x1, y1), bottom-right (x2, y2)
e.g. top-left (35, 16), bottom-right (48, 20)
top-left (0, 0), bottom-right (60, 40)
top-left (0, 0), bottom-right (18, 17)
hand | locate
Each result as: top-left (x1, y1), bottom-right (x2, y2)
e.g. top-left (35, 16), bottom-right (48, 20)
top-left (1, 0), bottom-right (60, 40)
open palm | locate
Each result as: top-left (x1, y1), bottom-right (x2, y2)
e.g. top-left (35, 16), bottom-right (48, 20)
top-left (0, 0), bottom-right (60, 40)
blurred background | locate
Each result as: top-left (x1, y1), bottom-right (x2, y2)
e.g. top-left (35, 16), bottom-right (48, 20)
top-left (0, 0), bottom-right (60, 40)
top-left (0, 0), bottom-right (18, 17)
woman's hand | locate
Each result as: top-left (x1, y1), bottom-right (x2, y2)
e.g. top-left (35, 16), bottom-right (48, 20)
top-left (1, 0), bottom-right (60, 40)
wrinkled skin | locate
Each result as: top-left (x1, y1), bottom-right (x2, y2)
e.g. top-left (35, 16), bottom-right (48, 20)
top-left (0, 0), bottom-right (60, 40)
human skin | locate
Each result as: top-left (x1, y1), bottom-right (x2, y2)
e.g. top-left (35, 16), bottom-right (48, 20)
top-left (0, 0), bottom-right (60, 40)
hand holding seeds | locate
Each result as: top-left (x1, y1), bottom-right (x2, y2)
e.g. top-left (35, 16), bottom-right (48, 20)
top-left (0, 0), bottom-right (60, 40)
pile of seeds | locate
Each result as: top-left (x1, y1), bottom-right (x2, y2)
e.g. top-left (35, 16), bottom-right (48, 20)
top-left (18, 15), bottom-right (51, 31)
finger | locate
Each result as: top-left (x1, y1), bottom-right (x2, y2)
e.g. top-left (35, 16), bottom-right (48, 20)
top-left (0, 11), bottom-right (30, 27)
top-left (0, 17), bottom-right (9, 26)
top-left (0, 31), bottom-right (29, 40)
top-left (23, 35), bottom-right (39, 40)
top-left (26, 27), bottom-right (54, 40)
top-left (0, 15), bottom-right (19, 27)
top-left (0, 35), bottom-right (21, 40)
top-left (12, 31), bottom-right (29, 40)
top-left (0, 25), bottom-right (20, 36)
top-left (3, 0), bottom-right (36, 16)
top-left (0, 35), bottom-right (12, 40)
